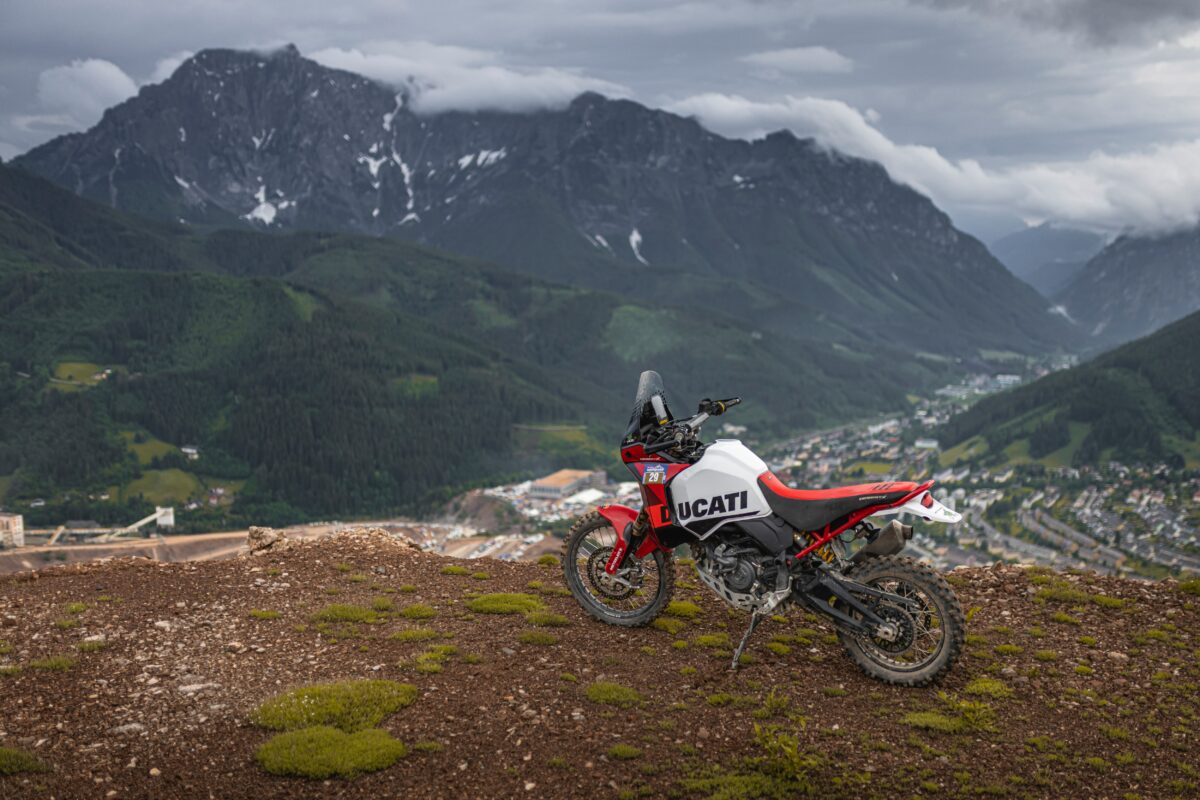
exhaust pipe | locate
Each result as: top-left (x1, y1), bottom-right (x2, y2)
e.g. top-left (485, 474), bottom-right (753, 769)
top-left (850, 520), bottom-right (913, 563)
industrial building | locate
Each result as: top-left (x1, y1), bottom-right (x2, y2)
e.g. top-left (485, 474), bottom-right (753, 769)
top-left (529, 469), bottom-right (607, 500)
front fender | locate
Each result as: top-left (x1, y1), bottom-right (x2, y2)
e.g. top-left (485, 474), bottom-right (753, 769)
top-left (595, 504), bottom-right (668, 572)
top-left (597, 504), bottom-right (640, 539)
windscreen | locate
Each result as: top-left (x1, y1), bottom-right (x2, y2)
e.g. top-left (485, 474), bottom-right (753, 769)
top-left (624, 370), bottom-right (672, 442)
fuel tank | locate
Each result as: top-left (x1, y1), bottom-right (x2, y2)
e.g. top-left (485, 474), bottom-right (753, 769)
top-left (669, 440), bottom-right (772, 538)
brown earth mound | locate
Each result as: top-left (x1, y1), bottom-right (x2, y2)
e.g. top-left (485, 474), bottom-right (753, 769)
top-left (0, 531), bottom-right (1196, 799)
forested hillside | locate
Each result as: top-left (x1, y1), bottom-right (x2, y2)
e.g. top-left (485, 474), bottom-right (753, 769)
top-left (0, 162), bottom-right (953, 525)
top-left (939, 310), bottom-right (1200, 468)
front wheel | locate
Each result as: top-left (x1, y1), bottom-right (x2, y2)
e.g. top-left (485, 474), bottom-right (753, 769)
top-left (836, 555), bottom-right (964, 687)
top-left (561, 511), bottom-right (674, 627)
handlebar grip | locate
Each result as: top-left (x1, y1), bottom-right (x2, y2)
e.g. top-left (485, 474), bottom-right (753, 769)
top-left (643, 438), bottom-right (676, 455)
top-left (720, 397), bottom-right (741, 410)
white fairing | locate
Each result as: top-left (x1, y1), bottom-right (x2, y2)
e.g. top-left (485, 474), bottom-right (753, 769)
top-left (670, 440), bottom-right (771, 538)
top-left (873, 493), bottom-right (962, 525)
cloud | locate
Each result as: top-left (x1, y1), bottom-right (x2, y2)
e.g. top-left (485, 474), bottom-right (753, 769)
top-left (29, 58), bottom-right (137, 132)
top-left (149, 51), bottom-right (194, 83)
top-left (0, 140), bottom-right (19, 160)
top-left (740, 46), bottom-right (853, 74)
top-left (912, 0), bottom-right (1200, 45)
top-left (311, 42), bottom-right (630, 113)
top-left (667, 91), bottom-right (1200, 232)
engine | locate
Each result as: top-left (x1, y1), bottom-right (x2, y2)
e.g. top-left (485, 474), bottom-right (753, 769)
top-left (695, 537), bottom-right (784, 611)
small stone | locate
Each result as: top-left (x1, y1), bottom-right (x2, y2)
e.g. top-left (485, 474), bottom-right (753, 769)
top-left (109, 723), bottom-right (146, 736)
top-left (524, 782), bottom-right (536, 791)
top-left (1108, 651), bottom-right (1130, 662)
top-left (153, 621), bottom-right (172, 631)
top-left (149, 768), bottom-right (161, 777)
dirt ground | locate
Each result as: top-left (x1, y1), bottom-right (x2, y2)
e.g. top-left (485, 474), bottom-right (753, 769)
top-left (1, 530), bottom-right (1196, 799)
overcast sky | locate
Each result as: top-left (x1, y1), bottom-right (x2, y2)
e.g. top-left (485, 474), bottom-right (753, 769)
top-left (5, 0), bottom-right (1200, 240)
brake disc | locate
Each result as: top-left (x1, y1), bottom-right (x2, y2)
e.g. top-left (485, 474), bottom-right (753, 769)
top-left (586, 546), bottom-right (637, 600)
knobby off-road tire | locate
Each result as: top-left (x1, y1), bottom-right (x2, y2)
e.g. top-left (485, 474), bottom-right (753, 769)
top-left (561, 510), bottom-right (675, 627)
top-left (836, 555), bottom-right (965, 687)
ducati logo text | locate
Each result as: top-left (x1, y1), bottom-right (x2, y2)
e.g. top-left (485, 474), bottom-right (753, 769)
top-left (677, 490), bottom-right (749, 521)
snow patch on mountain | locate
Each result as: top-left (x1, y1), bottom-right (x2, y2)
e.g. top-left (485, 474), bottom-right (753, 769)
top-left (629, 228), bottom-right (648, 265)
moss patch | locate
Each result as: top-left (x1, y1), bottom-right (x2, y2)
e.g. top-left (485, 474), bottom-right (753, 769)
top-left (466, 593), bottom-right (543, 615)
top-left (255, 726), bottom-right (406, 779)
top-left (0, 746), bottom-right (49, 776)
top-left (251, 680), bottom-right (418, 733)
top-left (586, 681), bottom-right (642, 708)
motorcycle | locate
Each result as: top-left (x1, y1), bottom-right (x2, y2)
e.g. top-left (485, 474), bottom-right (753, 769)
top-left (562, 370), bottom-right (965, 686)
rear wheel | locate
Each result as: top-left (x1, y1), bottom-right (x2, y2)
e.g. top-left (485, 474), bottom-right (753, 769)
top-left (561, 511), bottom-right (674, 627)
top-left (836, 555), bottom-right (964, 686)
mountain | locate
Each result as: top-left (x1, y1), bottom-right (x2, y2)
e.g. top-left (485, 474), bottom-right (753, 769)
top-left (14, 45), bottom-right (1073, 357)
top-left (0, 160), bottom-right (952, 523)
top-left (2, 530), bottom-right (1197, 798)
top-left (989, 223), bottom-right (1105, 297)
top-left (939, 310), bottom-right (1200, 468)
top-left (1056, 226), bottom-right (1200, 348)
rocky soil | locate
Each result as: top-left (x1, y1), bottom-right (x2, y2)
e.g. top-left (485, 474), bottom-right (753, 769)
top-left (1, 529), bottom-right (1197, 799)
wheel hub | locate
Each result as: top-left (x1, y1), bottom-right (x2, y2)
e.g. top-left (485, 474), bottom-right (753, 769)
top-left (586, 546), bottom-right (637, 600)
top-left (870, 605), bottom-right (916, 653)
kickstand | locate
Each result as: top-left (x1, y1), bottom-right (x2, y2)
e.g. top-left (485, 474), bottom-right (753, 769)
top-left (729, 611), bottom-right (765, 671)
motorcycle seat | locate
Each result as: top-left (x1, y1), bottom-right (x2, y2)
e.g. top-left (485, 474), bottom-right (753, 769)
top-left (756, 472), bottom-right (918, 532)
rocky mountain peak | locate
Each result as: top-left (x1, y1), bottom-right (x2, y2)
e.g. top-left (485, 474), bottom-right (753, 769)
top-left (14, 45), bottom-right (1075, 354)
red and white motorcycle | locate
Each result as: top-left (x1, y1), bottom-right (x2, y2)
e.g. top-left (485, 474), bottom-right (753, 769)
top-left (563, 371), bottom-right (964, 686)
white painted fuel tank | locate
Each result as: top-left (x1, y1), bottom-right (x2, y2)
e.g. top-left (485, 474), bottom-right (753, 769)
top-left (670, 440), bottom-right (771, 538)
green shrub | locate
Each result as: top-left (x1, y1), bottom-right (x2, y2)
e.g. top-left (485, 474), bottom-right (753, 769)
top-left (399, 584), bottom-right (417, 593)
top-left (77, 640), bottom-right (108, 652)
top-left (335, 562), bottom-right (354, 572)
top-left (371, 597), bottom-right (395, 612)
top-left (1092, 595), bottom-right (1126, 609)
top-left (765, 641), bottom-right (791, 656)
top-left (470, 572), bottom-right (489, 580)
top-left (1051, 611), bottom-right (1081, 625)
top-left (440, 565), bottom-right (470, 576)
top-left (0, 746), bottom-right (49, 776)
top-left (607, 744), bottom-right (642, 760)
top-left (1074, 664), bottom-right (1095, 676)
top-left (465, 593), bottom-right (543, 615)
top-left (706, 693), bottom-right (737, 707)
top-left (347, 574), bottom-right (368, 584)
top-left (994, 644), bottom-right (1023, 656)
top-left (389, 628), bottom-right (440, 643)
top-left (525, 611), bottom-right (570, 627)
top-left (586, 681), bottom-right (642, 707)
top-left (821, 686), bottom-right (849, 698)
top-left (1179, 578), bottom-right (1200, 597)
top-left (1077, 635), bottom-right (1097, 647)
top-left (519, 630), bottom-right (558, 645)
top-left (902, 711), bottom-right (965, 734)
top-left (255, 726), bottom-right (406, 779)
top-left (1034, 650), bottom-right (1058, 662)
top-left (0, 641), bottom-right (10, 656)
top-left (29, 655), bottom-right (75, 671)
top-left (400, 604), bottom-right (437, 620)
top-left (64, 602), bottom-right (88, 614)
top-left (250, 609), bottom-right (281, 620)
top-left (0, 666), bottom-right (21, 677)
top-left (664, 601), bottom-right (702, 619)
top-left (560, 673), bottom-right (578, 683)
top-left (537, 554), bottom-right (560, 566)
top-left (251, 680), bottom-right (418, 732)
top-left (311, 604), bottom-right (379, 624)
top-left (54, 618), bottom-right (79, 629)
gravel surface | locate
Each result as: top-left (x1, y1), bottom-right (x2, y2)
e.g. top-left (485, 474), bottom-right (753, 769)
top-left (1, 529), bottom-right (1196, 799)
